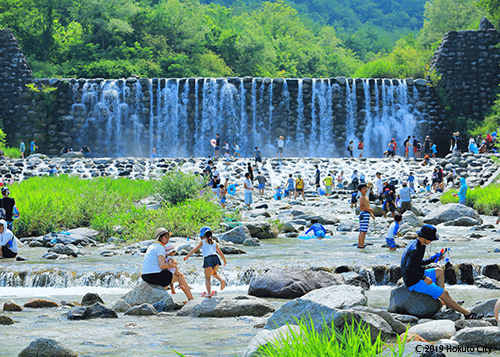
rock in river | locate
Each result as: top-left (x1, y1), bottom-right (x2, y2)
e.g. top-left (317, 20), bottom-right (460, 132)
top-left (18, 338), bottom-right (78, 357)
top-left (177, 295), bottom-right (275, 318)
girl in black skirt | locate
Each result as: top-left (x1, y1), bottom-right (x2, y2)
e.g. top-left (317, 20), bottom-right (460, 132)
top-left (184, 226), bottom-right (226, 298)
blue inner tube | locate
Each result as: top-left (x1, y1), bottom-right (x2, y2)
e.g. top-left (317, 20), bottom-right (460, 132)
top-left (228, 184), bottom-right (236, 195)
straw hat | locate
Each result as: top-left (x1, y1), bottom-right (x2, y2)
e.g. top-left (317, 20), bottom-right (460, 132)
top-left (154, 227), bottom-right (170, 241)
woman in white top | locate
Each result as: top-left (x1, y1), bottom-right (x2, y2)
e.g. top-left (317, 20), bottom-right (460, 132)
top-left (0, 219), bottom-right (17, 258)
top-left (184, 226), bottom-right (226, 298)
top-left (142, 227), bottom-right (194, 301)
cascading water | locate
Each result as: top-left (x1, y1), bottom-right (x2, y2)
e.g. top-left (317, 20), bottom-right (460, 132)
top-left (69, 77), bottom-right (427, 158)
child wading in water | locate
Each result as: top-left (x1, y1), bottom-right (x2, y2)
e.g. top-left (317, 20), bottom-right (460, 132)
top-left (386, 214), bottom-right (402, 251)
top-left (164, 243), bottom-right (184, 294)
top-left (184, 227), bottom-right (226, 298)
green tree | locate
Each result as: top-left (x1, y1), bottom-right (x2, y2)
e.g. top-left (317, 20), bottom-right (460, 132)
top-left (419, 0), bottom-right (484, 46)
top-left (476, 0), bottom-right (500, 25)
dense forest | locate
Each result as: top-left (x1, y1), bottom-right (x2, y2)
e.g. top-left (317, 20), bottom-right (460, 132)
top-left (0, 0), bottom-right (493, 79)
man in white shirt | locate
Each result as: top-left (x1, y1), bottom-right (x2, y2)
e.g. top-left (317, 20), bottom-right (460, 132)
top-left (399, 182), bottom-right (412, 212)
top-left (276, 136), bottom-right (285, 158)
top-left (244, 172), bottom-right (254, 209)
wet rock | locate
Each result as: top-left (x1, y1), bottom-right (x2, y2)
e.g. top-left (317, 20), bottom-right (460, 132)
top-left (458, 263), bottom-right (474, 285)
top-left (81, 292), bottom-right (104, 306)
top-left (243, 238), bottom-right (260, 246)
top-left (301, 214), bottom-right (340, 225)
top-left (280, 222), bottom-right (296, 233)
top-left (67, 302), bottom-right (118, 320)
top-left (423, 203), bottom-right (482, 225)
top-left (28, 240), bottom-right (43, 247)
top-left (401, 211), bottom-right (423, 229)
top-left (15, 255), bottom-right (27, 261)
top-left (435, 338), bottom-right (459, 349)
top-left (482, 264), bottom-right (500, 281)
top-left (220, 246), bottom-right (247, 254)
top-left (111, 299), bottom-right (131, 313)
top-left (0, 314), bottom-right (15, 325)
top-left (337, 220), bottom-right (358, 232)
top-left (42, 252), bottom-right (59, 259)
top-left (264, 285), bottom-right (367, 331)
top-left (24, 299), bottom-right (59, 308)
top-left (18, 338), bottom-right (78, 357)
top-left (341, 271), bottom-right (370, 290)
top-left (408, 319), bottom-right (456, 341)
top-left (61, 152), bottom-right (84, 158)
top-left (474, 275), bottom-right (500, 289)
top-left (248, 268), bottom-right (345, 299)
top-left (334, 309), bottom-right (393, 343)
top-left (3, 300), bottom-right (22, 311)
top-left (218, 225), bottom-right (252, 244)
top-left (470, 299), bottom-right (498, 317)
top-left (451, 327), bottom-right (500, 349)
top-left (124, 303), bottom-right (158, 316)
top-left (243, 325), bottom-right (301, 357)
top-left (241, 222), bottom-right (276, 239)
top-left (153, 300), bottom-right (183, 313)
top-left (121, 280), bottom-right (174, 309)
top-left (388, 285), bottom-right (442, 318)
top-left (177, 295), bottom-right (275, 318)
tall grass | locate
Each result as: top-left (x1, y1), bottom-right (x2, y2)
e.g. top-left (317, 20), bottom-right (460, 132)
top-left (9, 175), bottom-right (224, 240)
top-left (2, 147), bottom-right (21, 158)
top-left (441, 184), bottom-right (500, 215)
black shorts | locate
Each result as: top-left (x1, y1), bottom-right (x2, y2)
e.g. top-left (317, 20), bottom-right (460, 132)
top-left (277, 147), bottom-right (283, 153)
top-left (2, 245), bottom-right (16, 258)
top-left (255, 157), bottom-right (262, 162)
top-left (387, 202), bottom-right (396, 212)
top-left (142, 270), bottom-right (173, 287)
top-left (296, 188), bottom-right (304, 193)
top-left (203, 255), bottom-right (222, 268)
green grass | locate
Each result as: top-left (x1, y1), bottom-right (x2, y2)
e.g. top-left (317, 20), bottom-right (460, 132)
top-left (441, 184), bottom-right (500, 215)
top-left (2, 147), bottom-right (21, 158)
top-left (9, 175), bottom-right (225, 241)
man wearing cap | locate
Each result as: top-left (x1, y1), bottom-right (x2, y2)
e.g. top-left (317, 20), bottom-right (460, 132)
top-left (401, 225), bottom-right (481, 319)
top-left (0, 187), bottom-right (16, 231)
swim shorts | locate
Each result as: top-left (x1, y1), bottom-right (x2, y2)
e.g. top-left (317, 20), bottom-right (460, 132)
top-left (258, 184), bottom-right (265, 189)
top-left (315, 230), bottom-right (325, 238)
top-left (245, 192), bottom-right (253, 205)
top-left (386, 237), bottom-right (396, 249)
top-left (359, 211), bottom-right (370, 232)
top-left (277, 147), bottom-right (283, 153)
top-left (408, 269), bottom-right (444, 300)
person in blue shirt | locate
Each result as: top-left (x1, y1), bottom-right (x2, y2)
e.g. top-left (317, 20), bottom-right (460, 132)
top-left (304, 219), bottom-right (326, 239)
top-left (452, 177), bottom-right (467, 205)
top-left (284, 174), bottom-right (294, 198)
top-left (19, 140), bottom-right (25, 159)
top-left (386, 214), bottom-right (402, 250)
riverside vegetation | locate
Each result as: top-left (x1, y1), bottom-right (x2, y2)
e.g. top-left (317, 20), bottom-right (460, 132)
top-left (441, 183), bottom-right (500, 215)
top-left (12, 171), bottom-right (227, 241)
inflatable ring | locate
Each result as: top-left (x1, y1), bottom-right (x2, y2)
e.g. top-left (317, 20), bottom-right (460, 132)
top-left (228, 184), bottom-right (236, 195)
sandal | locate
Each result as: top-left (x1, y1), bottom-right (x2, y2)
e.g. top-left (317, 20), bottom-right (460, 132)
top-left (465, 312), bottom-right (483, 320)
top-left (357, 246), bottom-right (365, 249)
top-left (201, 292), bottom-right (208, 298)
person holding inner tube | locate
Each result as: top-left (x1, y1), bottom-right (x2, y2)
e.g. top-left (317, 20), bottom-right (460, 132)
top-left (141, 228), bottom-right (194, 301)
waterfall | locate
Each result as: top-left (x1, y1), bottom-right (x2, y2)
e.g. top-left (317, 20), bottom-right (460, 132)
top-left (69, 77), bottom-right (427, 158)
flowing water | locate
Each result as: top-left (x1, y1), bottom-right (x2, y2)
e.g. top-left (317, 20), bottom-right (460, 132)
top-left (69, 78), bottom-right (427, 158)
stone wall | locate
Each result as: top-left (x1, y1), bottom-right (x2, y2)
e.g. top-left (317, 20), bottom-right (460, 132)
top-left (430, 18), bottom-right (500, 120)
top-left (0, 29), bottom-right (32, 141)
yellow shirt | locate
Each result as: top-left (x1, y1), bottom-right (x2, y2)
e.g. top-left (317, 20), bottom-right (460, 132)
top-left (324, 176), bottom-right (333, 186)
top-left (296, 178), bottom-right (304, 189)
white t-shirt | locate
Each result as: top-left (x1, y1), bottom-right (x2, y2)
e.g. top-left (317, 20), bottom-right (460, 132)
top-left (277, 139), bottom-right (284, 148)
top-left (0, 231), bottom-right (17, 253)
top-left (213, 169), bottom-right (220, 180)
top-left (142, 243), bottom-right (165, 274)
top-left (201, 240), bottom-right (217, 257)
top-left (244, 178), bottom-right (253, 193)
top-left (376, 179), bottom-right (384, 195)
top-left (386, 222), bottom-right (398, 240)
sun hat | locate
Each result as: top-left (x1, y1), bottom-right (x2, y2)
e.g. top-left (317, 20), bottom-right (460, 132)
top-left (154, 227), bottom-right (170, 241)
top-left (417, 224), bottom-right (439, 241)
top-left (199, 226), bottom-right (212, 237)
top-left (164, 243), bottom-right (176, 255)
top-left (1, 187), bottom-right (9, 195)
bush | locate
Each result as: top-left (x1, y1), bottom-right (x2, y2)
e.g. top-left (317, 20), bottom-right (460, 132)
top-left (441, 184), bottom-right (500, 215)
top-left (155, 170), bottom-right (208, 205)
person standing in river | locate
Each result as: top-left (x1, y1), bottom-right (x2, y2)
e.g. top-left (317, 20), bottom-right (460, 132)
top-left (1, 187), bottom-right (16, 232)
top-left (276, 136), bottom-right (284, 158)
top-left (314, 165), bottom-right (321, 191)
top-left (357, 183), bottom-right (375, 249)
top-left (214, 134), bottom-right (220, 159)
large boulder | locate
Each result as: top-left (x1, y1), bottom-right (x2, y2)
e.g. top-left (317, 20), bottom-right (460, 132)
top-left (387, 285), bottom-right (442, 318)
top-left (399, 211), bottom-right (423, 234)
top-left (242, 222), bottom-right (277, 239)
top-left (81, 293), bottom-right (104, 306)
top-left (443, 217), bottom-right (481, 226)
top-left (423, 204), bottom-right (482, 225)
top-left (248, 268), bottom-right (345, 299)
top-left (121, 280), bottom-right (174, 309)
top-left (352, 306), bottom-right (407, 334)
top-left (301, 214), bottom-right (340, 225)
top-left (408, 320), bottom-right (456, 341)
top-left (451, 327), bottom-right (500, 349)
top-left (470, 299), bottom-right (498, 317)
top-left (111, 299), bottom-right (131, 313)
top-left (333, 309), bottom-right (393, 343)
top-left (18, 338), bottom-right (78, 357)
top-left (264, 285), bottom-right (367, 331)
top-left (177, 295), bottom-right (275, 318)
top-left (67, 302), bottom-right (118, 320)
top-left (243, 325), bottom-right (301, 357)
top-left (218, 225), bottom-right (252, 244)
top-left (61, 152), bottom-right (84, 158)
top-left (341, 271), bottom-right (370, 290)
top-left (42, 228), bottom-right (99, 247)
top-left (3, 300), bottom-right (22, 312)
top-left (0, 315), bottom-right (15, 325)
